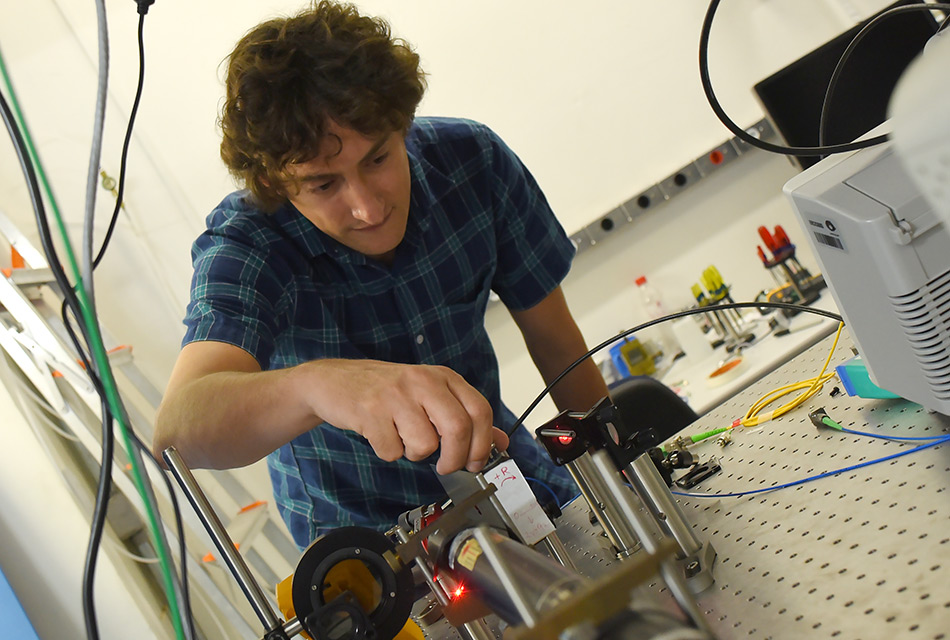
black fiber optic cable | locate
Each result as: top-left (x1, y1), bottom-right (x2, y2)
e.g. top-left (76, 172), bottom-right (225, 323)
top-left (83, 403), bottom-right (113, 640)
top-left (80, 7), bottom-right (194, 635)
top-left (702, 0), bottom-right (898, 157)
top-left (94, 11), bottom-right (146, 270)
top-left (61, 300), bottom-right (196, 639)
top-left (56, 18), bottom-right (149, 627)
top-left (506, 301), bottom-right (844, 437)
top-left (818, 3), bottom-right (950, 153)
top-left (129, 432), bottom-right (197, 638)
top-left (79, 5), bottom-right (194, 636)
top-left (2, 31), bottom-right (194, 640)
top-left (1, 76), bottom-right (109, 640)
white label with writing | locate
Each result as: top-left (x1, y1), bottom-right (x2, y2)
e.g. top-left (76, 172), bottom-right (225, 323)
top-left (485, 459), bottom-right (555, 545)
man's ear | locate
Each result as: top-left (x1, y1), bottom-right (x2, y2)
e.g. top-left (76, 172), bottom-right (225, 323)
top-left (256, 173), bottom-right (290, 200)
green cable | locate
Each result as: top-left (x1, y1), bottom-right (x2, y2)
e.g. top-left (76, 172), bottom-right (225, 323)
top-left (690, 426), bottom-right (730, 443)
top-left (660, 426), bottom-right (730, 452)
top-left (821, 416), bottom-right (843, 430)
top-left (0, 47), bottom-right (186, 639)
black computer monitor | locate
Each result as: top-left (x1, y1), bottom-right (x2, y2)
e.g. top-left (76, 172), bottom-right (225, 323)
top-left (753, 1), bottom-right (938, 169)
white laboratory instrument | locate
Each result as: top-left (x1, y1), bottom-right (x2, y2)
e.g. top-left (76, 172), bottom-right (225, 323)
top-left (783, 31), bottom-right (950, 414)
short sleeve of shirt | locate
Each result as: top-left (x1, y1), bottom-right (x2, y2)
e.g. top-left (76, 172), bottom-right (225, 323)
top-left (485, 128), bottom-right (576, 311)
top-left (182, 207), bottom-right (294, 367)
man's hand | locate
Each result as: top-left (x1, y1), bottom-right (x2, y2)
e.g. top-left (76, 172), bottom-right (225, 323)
top-left (304, 359), bottom-right (508, 474)
top-left (154, 342), bottom-right (508, 473)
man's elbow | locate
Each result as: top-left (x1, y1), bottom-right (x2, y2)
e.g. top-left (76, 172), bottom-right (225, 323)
top-left (151, 426), bottom-right (207, 470)
top-left (151, 408), bottom-right (177, 466)
top-left (152, 398), bottom-right (196, 467)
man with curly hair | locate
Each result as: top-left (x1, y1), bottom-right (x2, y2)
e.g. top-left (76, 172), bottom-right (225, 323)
top-left (153, 1), bottom-right (609, 548)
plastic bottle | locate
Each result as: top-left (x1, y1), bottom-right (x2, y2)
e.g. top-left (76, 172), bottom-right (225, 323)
top-left (636, 275), bottom-right (665, 319)
top-left (635, 275), bottom-right (681, 362)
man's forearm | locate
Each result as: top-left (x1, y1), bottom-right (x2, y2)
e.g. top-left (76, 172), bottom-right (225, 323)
top-left (528, 338), bottom-right (610, 415)
top-left (154, 364), bottom-right (320, 469)
top-left (510, 287), bottom-right (610, 416)
top-left (542, 356), bottom-right (610, 415)
top-left (154, 356), bottom-right (501, 474)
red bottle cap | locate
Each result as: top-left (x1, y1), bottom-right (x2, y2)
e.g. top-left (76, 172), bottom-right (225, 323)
top-left (635, 275), bottom-right (647, 286)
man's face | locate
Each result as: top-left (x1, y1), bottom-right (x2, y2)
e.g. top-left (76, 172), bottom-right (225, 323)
top-left (284, 122), bottom-right (411, 263)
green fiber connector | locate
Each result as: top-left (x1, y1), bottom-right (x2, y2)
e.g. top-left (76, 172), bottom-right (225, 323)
top-left (660, 426), bottom-right (730, 453)
top-left (809, 407), bottom-right (840, 430)
top-left (822, 416), bottom-right (842, 430)
top-left (692, 427), bottom-right (730, 443)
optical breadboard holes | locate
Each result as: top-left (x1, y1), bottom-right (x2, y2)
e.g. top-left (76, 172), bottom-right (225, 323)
top-left (554, 334), bottom-right (950, 640)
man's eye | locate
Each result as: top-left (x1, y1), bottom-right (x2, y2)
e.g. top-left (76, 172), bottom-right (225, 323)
top-left (372, 153), bottom-right (389, 165)
top-left (313, 180), bottom-right (334, 192)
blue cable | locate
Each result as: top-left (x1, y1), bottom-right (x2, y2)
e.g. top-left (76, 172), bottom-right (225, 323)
top-left (840, 426), bottom-right (949, 442)
top-left (561, 492), bottom-right (584, 507)
top-left (673, 434), bottom-right (950, 499)
top-left (526, 476), bottom-right (562, 507)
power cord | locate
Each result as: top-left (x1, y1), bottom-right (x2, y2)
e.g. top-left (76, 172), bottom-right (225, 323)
top-left (506, 301), bottom-right (843, 437)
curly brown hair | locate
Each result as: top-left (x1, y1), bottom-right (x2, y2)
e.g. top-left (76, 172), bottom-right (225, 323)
top-left (219, 1), bottom-right (426, 211)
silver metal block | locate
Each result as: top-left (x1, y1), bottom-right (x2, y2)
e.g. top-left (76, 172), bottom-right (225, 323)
top-left (584, 207), bottom-right (629, 244)
top-left (694, 142), bottom-right (740, 177)
top-left (621, 184), bottom-right (668, 220)
top-left (659, 162), bottom-right (704, 198)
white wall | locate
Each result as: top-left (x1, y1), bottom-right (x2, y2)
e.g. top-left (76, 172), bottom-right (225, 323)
top-left (489, 150), bottom-right (814, 426)
top-left (0, 0), bottom-right (893, 386)
top-left (0, 380), bottom-right (162, 639)
top-left (0, 0), bottom-right (900, 637)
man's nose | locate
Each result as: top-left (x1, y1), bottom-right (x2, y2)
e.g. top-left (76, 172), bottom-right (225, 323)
top-left (347, 180), bottom-right (386, 225)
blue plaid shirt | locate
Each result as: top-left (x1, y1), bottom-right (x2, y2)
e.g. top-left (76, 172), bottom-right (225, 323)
top-left (184, 117), bottom-right (578, 547)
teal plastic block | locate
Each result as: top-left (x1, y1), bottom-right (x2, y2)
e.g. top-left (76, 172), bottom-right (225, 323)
top-left (835, 356), bottom-right (900, 399)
